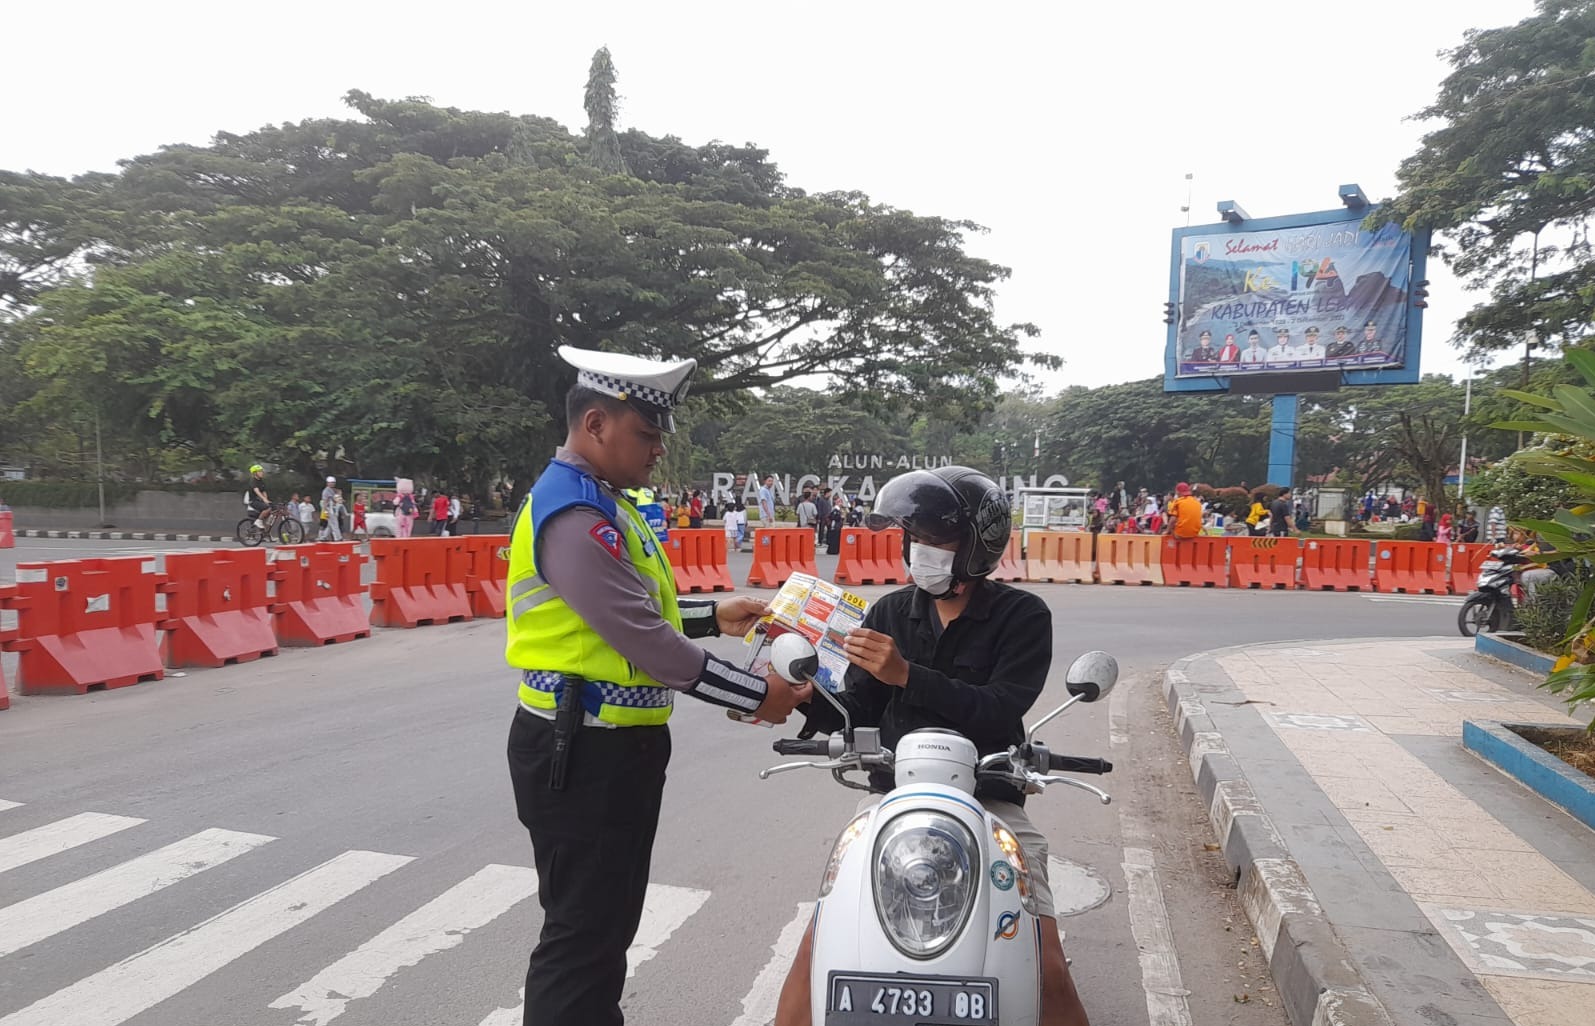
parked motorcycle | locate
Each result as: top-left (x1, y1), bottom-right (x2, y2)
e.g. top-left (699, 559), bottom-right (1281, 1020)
top-left (1457, 547), bottom-right (1532, 637)
top-left (759, 633), bottom-right (1117, 1026)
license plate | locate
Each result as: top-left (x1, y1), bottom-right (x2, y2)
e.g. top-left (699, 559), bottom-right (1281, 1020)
top-left (826, 971), bottom-right (997, 1024)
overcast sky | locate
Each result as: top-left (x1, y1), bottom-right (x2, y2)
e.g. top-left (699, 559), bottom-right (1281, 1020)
top-left (8, 0), bottom-right (1538, 392)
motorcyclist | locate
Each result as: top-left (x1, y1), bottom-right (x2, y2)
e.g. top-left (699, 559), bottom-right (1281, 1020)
top-left (773, 466), bottom-right (1089, 1026)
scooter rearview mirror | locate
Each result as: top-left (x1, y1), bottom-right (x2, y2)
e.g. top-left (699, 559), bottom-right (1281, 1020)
top-left (1064, 650), bottom-right (1119, 703)
top-left (770, 633), bottom-right (820, 684)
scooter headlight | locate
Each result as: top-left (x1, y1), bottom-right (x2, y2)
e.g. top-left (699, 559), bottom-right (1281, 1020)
top-left (872, 811), bottom-right (977, 959)
top-left (819, 810), bottom-right (871, 898)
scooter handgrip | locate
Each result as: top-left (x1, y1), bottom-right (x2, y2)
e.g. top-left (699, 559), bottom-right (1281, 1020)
top-left (1049, 755), bottom-right (1113, 774)
top-left (773, 738), bottom-right (827, 756)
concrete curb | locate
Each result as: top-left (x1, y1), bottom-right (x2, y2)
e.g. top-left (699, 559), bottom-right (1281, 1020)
top-left (1164, 653), bottom-right (1394, 1026)
top-left (1473, 630), bottom-right (1557, 675)
top-left (12, 529), bottom-right (230, 543)
top-left (1464, 719), bottom-right (1595, 832)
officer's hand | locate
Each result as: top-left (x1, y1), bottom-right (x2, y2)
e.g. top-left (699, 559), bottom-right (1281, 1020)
top-left (843, 628), bottom-right (910, 687)
top-left (716, 596), bottom-right (772, 638)
top-left (755, 671), bottom-right (811, 724)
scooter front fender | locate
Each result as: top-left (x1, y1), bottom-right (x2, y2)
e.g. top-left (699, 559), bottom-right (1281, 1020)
top-left (810, 786), bottom-right (1041, 1026)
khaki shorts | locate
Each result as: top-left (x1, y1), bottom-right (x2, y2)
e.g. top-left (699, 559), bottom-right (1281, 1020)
top-left (857, 795), bottom-right (1055, 919)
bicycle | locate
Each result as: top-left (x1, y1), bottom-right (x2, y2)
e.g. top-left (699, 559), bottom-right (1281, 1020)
top-left (237, 503), bottom-right (305, 546)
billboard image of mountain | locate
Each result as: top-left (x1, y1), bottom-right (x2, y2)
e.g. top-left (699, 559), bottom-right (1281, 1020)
top-left (1171, 221), bottom-right (1412, 378)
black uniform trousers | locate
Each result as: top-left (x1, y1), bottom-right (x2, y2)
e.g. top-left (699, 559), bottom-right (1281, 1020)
top-left (507, 707), bottom-right (671, 1026)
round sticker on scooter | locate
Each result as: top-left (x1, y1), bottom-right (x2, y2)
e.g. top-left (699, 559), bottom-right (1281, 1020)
top-left (990, 860), bottom-right (1016, 891)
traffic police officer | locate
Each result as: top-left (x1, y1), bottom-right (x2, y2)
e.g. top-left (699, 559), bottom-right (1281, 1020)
top-left (505, 345), bottom-right (807, 1026)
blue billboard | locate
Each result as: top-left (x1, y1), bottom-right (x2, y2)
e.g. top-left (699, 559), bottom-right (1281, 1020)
top-left (1164, 203), bottom-right (1428, 393)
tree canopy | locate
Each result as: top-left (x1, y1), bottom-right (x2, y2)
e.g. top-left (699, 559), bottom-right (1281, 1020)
top-left (0, 54), bottom-right (1044, 493)
top-left (1377, 0), bottom-right (1595, 361)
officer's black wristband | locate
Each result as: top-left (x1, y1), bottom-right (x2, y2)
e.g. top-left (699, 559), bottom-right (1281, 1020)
top-left (687, 653), bottom-right (765, 712)
top-left (680, 601), bottom-right (720, 639)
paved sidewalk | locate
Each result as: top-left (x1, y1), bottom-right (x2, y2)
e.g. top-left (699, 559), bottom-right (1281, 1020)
top-left (1165, 637), bottom-right (1595, 1026)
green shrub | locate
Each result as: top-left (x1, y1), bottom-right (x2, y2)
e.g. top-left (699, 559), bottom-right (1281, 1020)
top-left (1517, 574), bottom-right (1589, 655)
top-left (1393, 522), bottom-right (1424, 540)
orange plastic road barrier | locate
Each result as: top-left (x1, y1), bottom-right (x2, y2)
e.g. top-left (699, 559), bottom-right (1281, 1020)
top-left (159, 548), bottom-right (278, 668)
top-left (1448, 543), bottom-right (1496, 595)
top-left (369, 537), bottom-right (474, 628)
top-left (747, 528), bottom-right (820, 588)
top-left (1161, 536), bottom-right (1229, 588)
top-left (834, 527), bottom-right (907, 585)
top-left (0, 509), bottom-right (13, 549)
top-left (464, 534), bottom-right (511, 617)
top-left (270, 543), bottom-right (371, 646)
top-left (1374, 540), bottom-right (1451, 594)
top-left (1298, 539), bottom-right (1372, 591)
top-left (1228, 537), bottom-right (1301, 590)
top-left (990, 531), bottom-right (1026, 582)
top-left (666, 529), bottom-right (735, 593)
top-left (1097, 535), bottom-right (1164, 586)
top-left (1025, 531), bottom-right (1095, 584)
top-left (0, 557), bottom-right (164, 694)
top-left (0, 586), bottom-right (12, 709)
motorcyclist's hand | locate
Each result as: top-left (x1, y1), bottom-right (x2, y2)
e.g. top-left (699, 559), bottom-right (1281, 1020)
top-left (755, 671), bottom-right (811, 724)
top-left (715, 595), bottom-right (771, 638)
top-left (844, 628), bottom-right (910, 687)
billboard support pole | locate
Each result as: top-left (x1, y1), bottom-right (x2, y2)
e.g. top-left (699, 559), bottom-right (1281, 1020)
top-left (1267, 394), bottom-right (1298, 487)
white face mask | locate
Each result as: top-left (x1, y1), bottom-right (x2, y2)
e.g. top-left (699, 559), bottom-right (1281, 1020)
top-left (908, 542), bottom-right (958, 598)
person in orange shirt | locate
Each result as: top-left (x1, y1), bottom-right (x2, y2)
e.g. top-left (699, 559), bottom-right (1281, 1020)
top-left (1168, 482), bottom-right (1204, 540)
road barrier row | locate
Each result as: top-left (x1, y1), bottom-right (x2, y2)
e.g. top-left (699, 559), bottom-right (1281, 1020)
top-left (0, 537), bottom-right (514, 701)
top-left (1003, 532), bottom-right (1493, 594)
top-left (0, 531), bottom-right (1498, 707)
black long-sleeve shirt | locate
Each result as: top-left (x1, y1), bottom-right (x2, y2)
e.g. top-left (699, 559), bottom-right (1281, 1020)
top-left (800, 580), bottom-right (1053, 805)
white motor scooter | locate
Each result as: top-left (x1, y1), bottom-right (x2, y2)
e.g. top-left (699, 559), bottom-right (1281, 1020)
top-left (759, 633), bottom-right (1118, 1026)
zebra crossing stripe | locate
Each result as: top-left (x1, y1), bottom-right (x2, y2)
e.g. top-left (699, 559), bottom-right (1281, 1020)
top-left (269, 863), bottom-right (540, 1026)
top-left (0, 813), bottom-right (144, 875)
top-left (729, 903), bottom-right (815, 1026)
top-left (0, 827), bottom-right (275, 958)
top-left (477, 881), bottom-right (712, 1025)
top-left (0, 849), bottom-right (412, 1026)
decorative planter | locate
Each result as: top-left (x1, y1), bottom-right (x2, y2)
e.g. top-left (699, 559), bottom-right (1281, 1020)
top-left (1474, 631), bottom-right (1558, 675)
top-left (1464, 720), bottom-right (1595, 833)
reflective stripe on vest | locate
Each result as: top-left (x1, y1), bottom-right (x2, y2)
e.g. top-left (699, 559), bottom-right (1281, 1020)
top-left (504, 468), bottom-right (682, 727)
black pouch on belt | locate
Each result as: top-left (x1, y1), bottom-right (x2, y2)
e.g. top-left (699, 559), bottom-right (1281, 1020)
top-left (549, 676), bottom-right (586, 791)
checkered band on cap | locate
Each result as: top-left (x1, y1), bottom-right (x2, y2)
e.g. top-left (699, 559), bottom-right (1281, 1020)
top-left (576, 370), bottom-right (675, 409)
top-left (523, 670), bottom-right (675, 709)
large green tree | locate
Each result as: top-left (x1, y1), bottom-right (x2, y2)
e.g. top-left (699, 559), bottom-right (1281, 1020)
top-left (0, 77), bottom-right (1043, 491)
top-left (1376, 0), bottom-right (1595, 360)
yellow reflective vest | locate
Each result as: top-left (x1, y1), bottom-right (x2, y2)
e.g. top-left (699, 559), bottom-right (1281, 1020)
top-left (505, 459), bottom-right (682, 726)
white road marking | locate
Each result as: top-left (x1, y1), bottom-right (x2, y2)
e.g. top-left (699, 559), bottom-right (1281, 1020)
top-left (477, 881), bottom-right (712, 1026)
top-left (0, 813), bottom-right (144, 874)
top-left (0, 849), bottom-right (412, 1026)
top-left (1108, 680), bottom-right (1130, 747)
top-left (0, 800), bottom-right (22, 813)
top-left (270, 863), bottom-right (539, 1026)
top-left (0, 827), bottom-right (275, 958)
top-left (729, 903), bottom-right (814, 1026)
top-left (1122, 846), bottom-right (1194, 1026)
top-left (1365, 595), bottom-right (1462, 605)
top-left (626, 882), bottom-right (712, 976)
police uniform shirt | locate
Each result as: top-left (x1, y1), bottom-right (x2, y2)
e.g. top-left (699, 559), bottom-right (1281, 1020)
top-left (530, 447), bottom-right (768, 715)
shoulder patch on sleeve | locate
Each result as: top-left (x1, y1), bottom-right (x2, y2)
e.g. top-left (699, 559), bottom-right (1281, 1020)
top-left (589, 521), bottom-right (625, 561)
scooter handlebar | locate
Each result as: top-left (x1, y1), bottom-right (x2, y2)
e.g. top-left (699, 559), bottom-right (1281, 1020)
top-left (773, 738), bottom-right (828, 757)
top-left (1048, 754), bottom-right (1113, 774)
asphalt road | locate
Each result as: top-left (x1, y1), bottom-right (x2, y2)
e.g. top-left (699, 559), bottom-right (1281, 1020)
top-left (0, 535), bottom-right (1467, 1026)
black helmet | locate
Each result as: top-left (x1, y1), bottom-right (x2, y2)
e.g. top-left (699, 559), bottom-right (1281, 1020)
top-left (867, 466), bottom-right (1011, 581)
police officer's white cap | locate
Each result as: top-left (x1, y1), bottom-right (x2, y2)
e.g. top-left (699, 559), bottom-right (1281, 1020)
top-left (558, 345), bottom-right (697, 434)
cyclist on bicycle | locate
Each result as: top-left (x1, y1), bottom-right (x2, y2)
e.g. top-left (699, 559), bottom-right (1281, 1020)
top-left (247, 464), bottom-right (271, 527)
